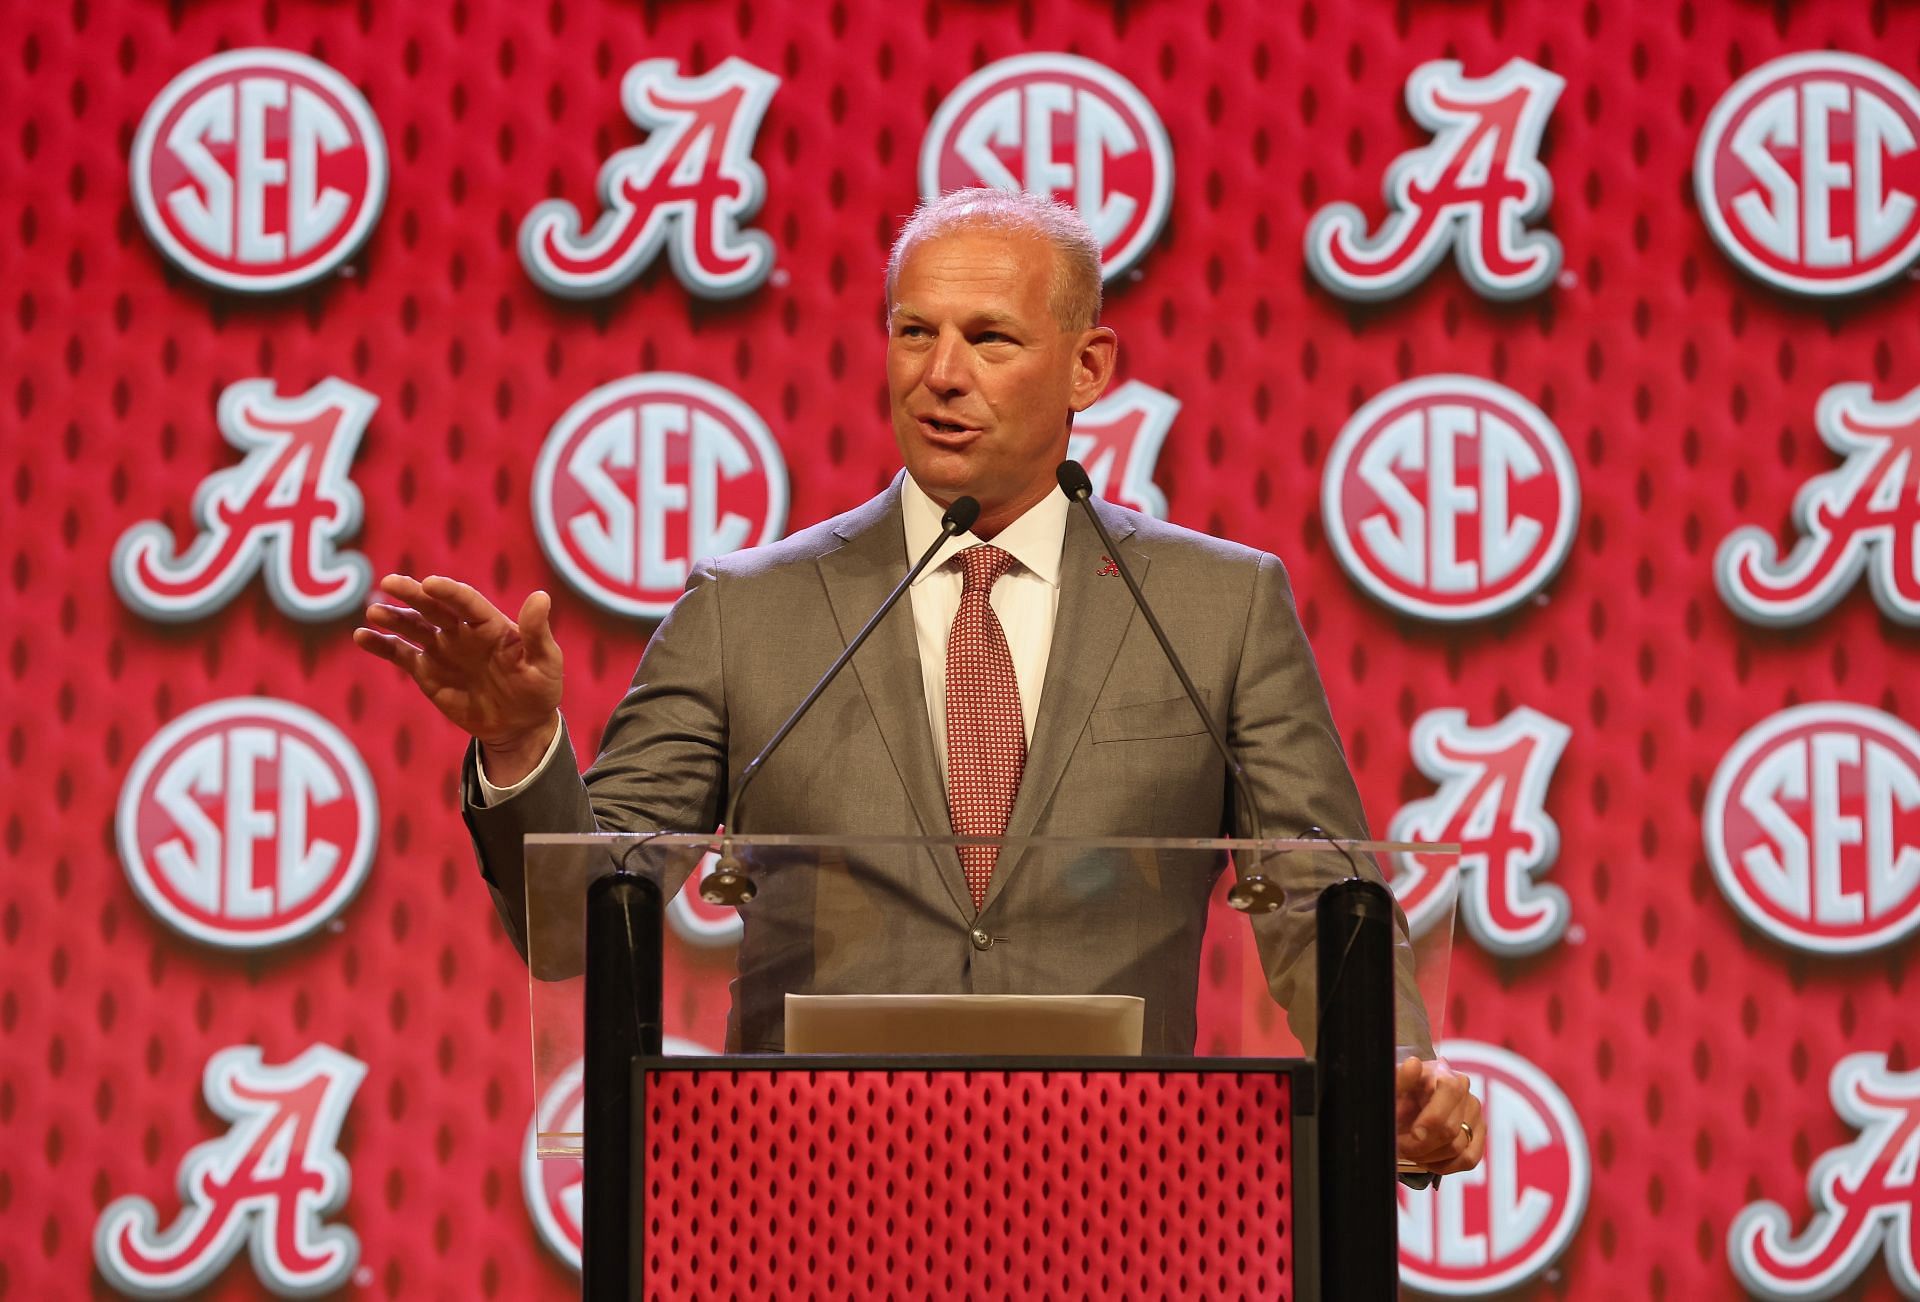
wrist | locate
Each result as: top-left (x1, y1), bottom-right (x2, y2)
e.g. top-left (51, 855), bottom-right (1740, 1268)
top-left (478, 718), bottom-right (560, 779)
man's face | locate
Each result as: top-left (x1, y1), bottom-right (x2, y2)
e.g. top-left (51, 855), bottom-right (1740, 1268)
top-left (887, 226), bottom-right (1115, 535)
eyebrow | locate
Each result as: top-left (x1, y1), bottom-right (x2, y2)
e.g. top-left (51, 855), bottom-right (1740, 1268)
top-left (891, 307), bottom-right (1024, 330)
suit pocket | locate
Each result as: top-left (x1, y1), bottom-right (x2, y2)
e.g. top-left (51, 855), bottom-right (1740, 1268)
top-left (1089, 693), bottom-right (1211, 743)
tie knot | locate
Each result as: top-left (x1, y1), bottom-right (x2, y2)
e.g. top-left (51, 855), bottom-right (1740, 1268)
top-left (957, 544), bottom-right (1017, 593)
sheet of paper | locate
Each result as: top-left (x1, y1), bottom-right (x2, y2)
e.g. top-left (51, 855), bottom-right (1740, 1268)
top-left (784, 993), bottom-right (1145, 1055)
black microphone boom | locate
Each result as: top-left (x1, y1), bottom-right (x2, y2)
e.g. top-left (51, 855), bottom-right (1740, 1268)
top-left (1054, 460), bottom-right (1281, 913)
top-left (699, 494), bottom-right (981, 905)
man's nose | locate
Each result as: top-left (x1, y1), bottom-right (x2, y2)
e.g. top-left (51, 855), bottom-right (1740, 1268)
top-left (924, 326), bottom-right (973, 396)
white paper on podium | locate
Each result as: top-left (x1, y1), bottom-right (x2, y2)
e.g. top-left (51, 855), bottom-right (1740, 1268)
top-left (784, 993), bottom-right (1145, 1056)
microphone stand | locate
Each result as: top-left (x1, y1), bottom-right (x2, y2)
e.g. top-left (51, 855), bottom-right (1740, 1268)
top-left (1055, 460), bottom-right (1281, 913)
top-left (699, 494), bottom-right (981, 905)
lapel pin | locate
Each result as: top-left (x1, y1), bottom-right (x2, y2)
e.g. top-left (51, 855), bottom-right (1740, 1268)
top-left (1097, 556), bottom-right (1120, 577)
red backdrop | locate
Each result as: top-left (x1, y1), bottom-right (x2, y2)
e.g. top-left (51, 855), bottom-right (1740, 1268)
top-left (2, 1), bottom-right (1915, 1297)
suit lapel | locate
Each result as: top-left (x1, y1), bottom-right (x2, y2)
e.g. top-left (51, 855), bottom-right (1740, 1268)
top-left (816, 481), bottom-right (974, 921)
top-left (982, 498), bottom-right (1146, 913)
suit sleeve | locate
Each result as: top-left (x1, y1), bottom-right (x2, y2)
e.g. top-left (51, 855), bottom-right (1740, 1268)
top-left (1231, 551), bottom-right (1435, 1058)
top-left (458, 560), bottom-right (729, 960)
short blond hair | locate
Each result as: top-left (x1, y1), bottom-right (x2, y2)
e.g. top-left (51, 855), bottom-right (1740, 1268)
top-left (886, 189), bottom-right (1103, 333)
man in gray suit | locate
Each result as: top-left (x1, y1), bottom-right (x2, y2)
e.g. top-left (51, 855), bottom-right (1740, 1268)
top-left (356, 190), bottom-right (1484, 1174)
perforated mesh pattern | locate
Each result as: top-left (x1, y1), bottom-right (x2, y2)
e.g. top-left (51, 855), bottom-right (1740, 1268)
top-left (0, 0), bottom-right (1915, 1298)
top-left (641, 1067), bottom-right (1294, 1299)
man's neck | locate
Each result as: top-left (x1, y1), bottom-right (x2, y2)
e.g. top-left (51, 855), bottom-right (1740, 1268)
top-left (952, 483), bottom-right (1054, 541)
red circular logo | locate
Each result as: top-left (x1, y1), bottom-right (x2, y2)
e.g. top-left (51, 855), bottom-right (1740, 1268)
top-left (1323, 376), bottom-right (1579, 622)
top-left (1696, 52), bottom-right (1920, 297)
top-left (1398, 1040), bottom-right (1590, 1294)
top-left (919, 53), bottom-right (1173, 281)
top-left (532, 374), bottom-right (788, 619)
top-left (131, 49), bottom-right (387, 293)
top-left (116, 698), bottom-right (377, 950)
top-left (1706, 703), bottom-right (1920, 955)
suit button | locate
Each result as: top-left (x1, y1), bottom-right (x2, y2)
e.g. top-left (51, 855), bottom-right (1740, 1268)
top-left (970, 928), bottom-right (993, 951)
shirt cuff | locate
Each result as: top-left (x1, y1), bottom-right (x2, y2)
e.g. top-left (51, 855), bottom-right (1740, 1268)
top-left (475, 716), bottom-right (566, 805)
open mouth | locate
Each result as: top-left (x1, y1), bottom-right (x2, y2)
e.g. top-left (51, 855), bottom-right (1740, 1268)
top-left (919, 417), bottom-right (980, 443)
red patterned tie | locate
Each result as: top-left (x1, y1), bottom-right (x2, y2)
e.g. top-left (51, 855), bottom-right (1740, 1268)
top-left (945, 544), bottom-right (1026, 911)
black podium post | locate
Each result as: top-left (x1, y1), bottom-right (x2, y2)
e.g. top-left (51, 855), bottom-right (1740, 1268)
top-left (1315, 878), bottom-right (1400, 1298)
top-left (582, 872), bottom-right (662, 1302)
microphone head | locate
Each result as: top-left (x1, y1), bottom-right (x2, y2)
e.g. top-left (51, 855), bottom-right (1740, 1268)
top-left (1056, 460), bottom-right (1094, 501)
top-left (941, 495), bottom-right (981, 534)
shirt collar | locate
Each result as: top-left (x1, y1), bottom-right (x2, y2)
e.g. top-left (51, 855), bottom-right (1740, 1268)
top-left (901, 474), bottom-right (1067, 588)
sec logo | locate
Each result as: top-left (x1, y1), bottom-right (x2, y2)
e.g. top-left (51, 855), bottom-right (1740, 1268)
top-left (1399, 1040), bottom-right (1590, 1295)
top-left (1696, 51), bottom-right (1920, 297)
top-left (1705, 703), bottom-right (1920, 955)
top-left (919, 53), bottom-right (1173, 282)
top-left (533, 374), bottom-right (789, 619)
top-left (1323, 376), bottom-right (1578, 622)
top-left (116, 698), bottom-right (377, 950)
top-left (131, 49), bottom-right (387, 294)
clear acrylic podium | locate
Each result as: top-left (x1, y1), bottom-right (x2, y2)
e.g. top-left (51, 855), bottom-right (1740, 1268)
top-left (522, 832), bottom-right (1458, 1300)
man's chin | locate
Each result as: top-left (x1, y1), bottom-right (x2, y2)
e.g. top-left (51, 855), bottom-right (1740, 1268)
top-left (900, 454), bottom-right (980, 505)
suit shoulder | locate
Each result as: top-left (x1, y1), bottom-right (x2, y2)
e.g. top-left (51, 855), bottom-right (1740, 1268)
top-left (704, 490), bottom-right (893, 585)
top-left (1123, 509), bottom-right (1273, 572)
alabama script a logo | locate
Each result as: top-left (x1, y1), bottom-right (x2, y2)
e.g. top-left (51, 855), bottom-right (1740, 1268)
top-left (95, 1044), bottom-right (367, 1298)
top-left (1388, 708), bottom-right (1573, 957)
top-left (1306, 59), bottom-right (1564, 302)
top-left (1717, 382), bottom-right (1920, 627)
top-left (1729, 1051), bottom-right (1920, 1299)
top-left (112, 378), bottom-right (376, 623)
top-left (1067, 379), bottom-right (1178, 518)
top-left (520, 58), bottom-right (779, 300)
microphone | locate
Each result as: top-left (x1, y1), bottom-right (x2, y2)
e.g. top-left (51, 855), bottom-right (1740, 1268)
top-left (1055, 460), bottom-right (1280, 913)
top-left (699, 494), bottom-right (982, 905)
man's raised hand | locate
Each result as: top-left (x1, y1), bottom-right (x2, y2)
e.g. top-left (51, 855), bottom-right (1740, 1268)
top-left (352, 574), bottom-right (564, 786)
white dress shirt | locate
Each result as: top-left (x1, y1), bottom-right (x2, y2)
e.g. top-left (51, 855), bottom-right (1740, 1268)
top-left (901, 475), bottom-right (1064, 781)
top-left (479, 478), bottom-right (1068, 804)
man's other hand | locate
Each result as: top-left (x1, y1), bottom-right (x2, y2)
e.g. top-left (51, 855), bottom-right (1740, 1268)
top-left (352, 574), bottom-right (564, 786)
top-left (1395, 1054), bottom-right (1485, 1175)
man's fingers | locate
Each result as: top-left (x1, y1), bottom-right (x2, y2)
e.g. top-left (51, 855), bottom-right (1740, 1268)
top-left (421, 575), bottom-right (505, 628)
top-left (379, 573), bottom-right (468, 629)
top-left (517, 589), bottom-right (558, 662)
top-left (364, 601), bottom-right (441, 649)
top-left (1409, 1074), bottom-right (1465, 1142)
top-left (352, 627), bottom-right (425, 676)
top-left (1396, 1055), bottom-right (1426, 1091)
top-left (1392, 1062), bottom-right (1486, 1173)
top-left (1408, 1114), bottom-right (1485, 1175)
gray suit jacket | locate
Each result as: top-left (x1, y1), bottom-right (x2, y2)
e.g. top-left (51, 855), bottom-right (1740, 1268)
top-left (461, 478), bottom-right (1430, 1055)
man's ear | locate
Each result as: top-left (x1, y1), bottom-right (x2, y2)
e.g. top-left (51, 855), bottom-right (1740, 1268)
top-left (1069, 326), bottom-right (1120, 412)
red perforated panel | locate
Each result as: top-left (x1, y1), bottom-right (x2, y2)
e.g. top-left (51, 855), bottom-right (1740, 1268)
top-left (640, 1067), bottom-right (1297, 1299)
top-left (0, 0), bottom-right (1914, 1298)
